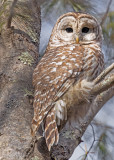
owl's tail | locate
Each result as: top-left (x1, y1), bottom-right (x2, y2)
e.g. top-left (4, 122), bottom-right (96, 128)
top-left (31, 108), bottom-right (59, 151)
top-left (44, 108), bottom-right (59, 151)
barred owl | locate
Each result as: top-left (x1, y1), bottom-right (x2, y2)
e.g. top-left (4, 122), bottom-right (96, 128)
top-left (31, 12), bottom-right (104, 151)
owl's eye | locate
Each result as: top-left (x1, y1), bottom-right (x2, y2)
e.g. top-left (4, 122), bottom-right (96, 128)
top-left (65, 27), bottom-right (73, 33)
top-left (82, 27), bottom-right (89, 33)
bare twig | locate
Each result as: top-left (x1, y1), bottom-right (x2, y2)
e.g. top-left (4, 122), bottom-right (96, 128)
top-left (100, 0), bottom-right (112, 26)
top-left (92, 121), bottom-right (114, 131)
top-left (83, 124), bottom-right (95, 160)
top-left (80, 86), bottom-right (114, 134)
top-left (7, 0), bottom-right (18, 28)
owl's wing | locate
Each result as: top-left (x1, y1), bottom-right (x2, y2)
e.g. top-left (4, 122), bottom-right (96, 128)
top-left (43, 76), bottom-right (76, 118)
top-left (44, 76), bottom-right (78, 151)
top-left (31, 46), bottom-right (83, 149)
top-left (32, 46), bottom-right (82, 117)
top-left (31, 72), bottom-right (79, 132)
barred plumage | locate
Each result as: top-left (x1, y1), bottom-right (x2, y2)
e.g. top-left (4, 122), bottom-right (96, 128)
top-left (31, 12), bottom-right (104, 151)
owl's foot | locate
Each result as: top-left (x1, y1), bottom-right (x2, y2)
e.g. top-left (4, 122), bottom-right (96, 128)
top-left (81, 79), bottom-right (94, 102)
top-left (76, 79), bottom-right (94, 103)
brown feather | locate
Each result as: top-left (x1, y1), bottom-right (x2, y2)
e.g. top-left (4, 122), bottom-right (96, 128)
top-left (44, 108), bottom-right (59, 151)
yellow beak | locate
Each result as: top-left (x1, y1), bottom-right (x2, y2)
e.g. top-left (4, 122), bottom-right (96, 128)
top-left (76, 36), bottom-right (79, 43)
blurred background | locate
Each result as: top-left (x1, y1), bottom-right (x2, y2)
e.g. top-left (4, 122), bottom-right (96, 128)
top-left (38, 0), bottom-right (114, 159)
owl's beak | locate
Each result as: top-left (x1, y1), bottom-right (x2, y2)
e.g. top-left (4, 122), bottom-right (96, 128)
top-left (76, 36), bottom-right (79, 43)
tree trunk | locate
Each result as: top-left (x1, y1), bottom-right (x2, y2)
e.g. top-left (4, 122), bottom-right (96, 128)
top-left (0, 1), bottom-right (114, 160)
top-left (0, 0), bottom-right (41, 159)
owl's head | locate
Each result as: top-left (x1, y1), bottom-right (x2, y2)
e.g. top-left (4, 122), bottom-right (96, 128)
top-left (49, 12), bottom-right (102, 48)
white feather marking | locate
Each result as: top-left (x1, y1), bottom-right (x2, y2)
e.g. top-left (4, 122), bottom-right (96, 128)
top-left (85, 54), bottom-right (93, 59)
top-left (68, 70), bottom-right (73, 74)
top-left (45, 76), bottom-right (50, 79)
top-left (56, 110), bottom-right (63, 120)
top-left (75, 63), bottom-right (79, 67)
top-left (62, 66), bottom-right (67, 69)
top-left (50, 62), bottom-right (56, 65)
top-left (46, 90), bottom-right (49, 94)
top-left (49, 80), bottom-right (54, 83)
top-left (61, 55), bottom-right (66, 59)
top-left (56, 61), bottom-right (62, 65)
top-left (60, 100), bottom-right (66, 107)
top-left (34, 71), bottom-right (39, 75)
top-left (45, 123), bottom-right (55, 132)
top-left (41, 92), bottom-right (47, 97)
top-left (69, 46), bottom-right (75, 50)
top-left (47, 112), bottom-right (54, 118)
top-left (66, 63), bottom-right (71, 67)
top-left (57, 76), bottom-right (61, 79)
top-left (39, 115), bottom-right (42, 120)
top-left (55, 100), bottom-right (66, 122)
top-left (57, 85), bottom-right (60, 89)
top-left (63, 73), bottom-right (67, 77)
top-left (50, 68), bottom-right (56, 72)
top-left (50, 87), bottom-right (54, 91)
top-left (36, 91), bottom-right (41, 95)
top-left (34, 99), bottom-right (37, 103)
top-left (57, 52), bottom-right (62, 56)
top-left (56, 91), bottom-right (63, 98)
top-left (46, 128), bottom-right (56, 151)
top-left (56, 102), bottom-right (63, 112)
top-left (43, 110), bottom-right (48, 115)
top-left (71, 58), bottom-right (76, 61)
top-left (40, 99), bottom-right (46, 104)
top-left (72, 52), bottom-right (80, 56)
top-left (47, 95), bottom-right (50, 99)
top-left (37, 81), bottom-right (41, 85)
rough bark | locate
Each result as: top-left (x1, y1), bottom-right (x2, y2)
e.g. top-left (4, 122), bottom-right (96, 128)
top-left (0, 0), bottom-right (41, 159)
top-left (0, 1), bottom-right (114, 160)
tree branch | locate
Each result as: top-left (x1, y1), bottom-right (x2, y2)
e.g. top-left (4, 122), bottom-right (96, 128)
top-left (100, 0), bottom-right (112, 26)
top-left (94, 63), bottom-right (114, 84)
top-left (79, 87), bottom-right (114, 134)
top-left (83, 124), bottom-right (95, 160)
top-left (7, 0), bottom-right (18, 28)
top-left (92, 74), bottom-right (114, 95)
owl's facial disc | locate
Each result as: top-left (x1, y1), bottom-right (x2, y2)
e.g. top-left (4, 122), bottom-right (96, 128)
top-left (57, 16), bottom-right (77, 42)
top-left (49, 13), bottom-right (102, 48)
top-left (55, 15), bottom-right (101, 45)
top-left (78, 17), bottom-right (99, 44)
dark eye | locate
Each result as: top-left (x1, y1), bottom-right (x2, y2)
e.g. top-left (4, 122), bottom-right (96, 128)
top-left (65, 27), bottom-right (73, 33)
top-left (82, 27), bottom-right (89, 33)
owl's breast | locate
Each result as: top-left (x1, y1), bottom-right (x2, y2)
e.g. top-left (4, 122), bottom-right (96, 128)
top-left (81, 45), bottom-right (104, 81)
